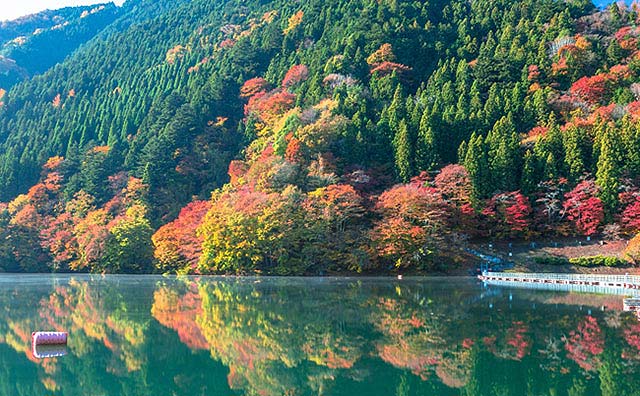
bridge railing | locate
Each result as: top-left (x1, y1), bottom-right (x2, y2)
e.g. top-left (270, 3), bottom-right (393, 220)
top-left (480, 272), bottom-right (640, 296)
top-left (482, 272), bottom-right (637, 284)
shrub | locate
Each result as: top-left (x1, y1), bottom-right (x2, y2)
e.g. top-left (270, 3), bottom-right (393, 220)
top-left (534, 256), bottom-right (570, 266)
top-left (568, 256), bottom-right (626, 267)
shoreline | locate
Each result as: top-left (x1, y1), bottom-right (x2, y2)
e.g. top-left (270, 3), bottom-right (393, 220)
top-left (0, 237), bottom-right (635, 277)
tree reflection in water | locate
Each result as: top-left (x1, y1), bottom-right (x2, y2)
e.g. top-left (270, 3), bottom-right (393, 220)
top-left (0, 276), bottom-right (639, 395)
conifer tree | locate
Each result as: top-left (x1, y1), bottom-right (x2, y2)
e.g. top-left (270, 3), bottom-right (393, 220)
top-left (457, 140), bottom-right (467, 164)
top-left (387, 85), bottom-right (405, 133)
top-left (486, 116), bottom-right (521, 192)
top-left (621, 117), bottom-right (640, 176)
top-left (596, 126), bottom-right (621, 217)
top-left (521, 149), bottom-right (538, 196)
top-left (463, 133), bottom-right (491, 204)
top-left (544, 152), bottom-right (558, 181)
top-left (393, 120), bottom-right (414, 182)
top-left (415, 110), bottom-right (438, 171)
top-left (563, 125), bottom-right (586, 182)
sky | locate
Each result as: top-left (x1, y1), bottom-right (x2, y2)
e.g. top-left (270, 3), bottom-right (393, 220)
top-left (0, 0), bottom-right (631, 22)
top-left (594, 0), bottom-right (633, 7)
top-left (1, 0), bottom-right (126, 22)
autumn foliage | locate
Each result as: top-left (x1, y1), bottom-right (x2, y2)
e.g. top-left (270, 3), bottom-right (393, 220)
top-left (434, 164), bottom-right (472, 206)
top-left (5, 0), bottom-right (640, 276)
top-left (282, 64), bottom-right (309, 88)
top-left (621, 196), bottom-right (640, 233)
top-left (244, 90), bottom-right (296, 124)
top-left (371, 183), bottom-right (447, 269)
top-left (625, 232), bottom-right (640, 264)
top-left (570, 75), bottom-right (608, 105)
top-left (240, 77), bottom-right (269, 98)
top-left (563, 180), bottom-right (604, 236)
top-left (366, 43), bottom-right (396, 65)
top-left (482, 192), bottom-right (533, 238)
top-left (152, 200), bottom-right (212, 273)
top-left (564, 316), bottom-right (604, 371)
top-left (283, 10), bottom-right (303, 34)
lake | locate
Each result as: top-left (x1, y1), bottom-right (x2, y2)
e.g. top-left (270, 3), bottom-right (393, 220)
top-left (1, 275), bottom-right (640, 395)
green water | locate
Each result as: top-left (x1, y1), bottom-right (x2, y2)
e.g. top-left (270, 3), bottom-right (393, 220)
top-left (1, 275), bottom-right (640, 396)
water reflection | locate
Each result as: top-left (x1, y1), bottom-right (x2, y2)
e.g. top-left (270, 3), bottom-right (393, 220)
top-left (0, 276), bottom-right (640, 395)
top-left (32, 344), bottom-right (67, 359)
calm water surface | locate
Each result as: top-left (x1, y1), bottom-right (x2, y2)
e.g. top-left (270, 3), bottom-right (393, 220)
top-left (1, 275), bottom-right (639, 395)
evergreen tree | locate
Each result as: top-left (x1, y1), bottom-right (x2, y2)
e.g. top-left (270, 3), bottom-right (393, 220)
top-left (621, 117), bottom-right (640, 176)
top-left (596, 126), bottom-right (621, 218)
top-left (544, 152), bottom-right (558, 181)
top-left (563, 125), bottom-right (586, 182)
top-left (463, 133), bottom-right (491, 204)
top-left (457, 140), bottom-right (467, 164)
top-left (521, 149), bottom-right (538, 196)
top-left (415, 110), bottom-right (438, 171)
top-left (393, 119), bottom-right (414, 182)
top-left (387, 85), bottom-right (406, 133)
top-left (486, 116), bottom-right (521, 192)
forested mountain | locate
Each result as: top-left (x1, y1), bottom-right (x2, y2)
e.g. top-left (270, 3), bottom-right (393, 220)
top-left (0, 3), bottom-right (121, 90)
top-left (0, 0), bottom-right (639, 274)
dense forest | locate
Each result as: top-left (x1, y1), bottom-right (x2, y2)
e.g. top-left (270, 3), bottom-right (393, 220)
top-left (1, 0), bottom-right (640, 274)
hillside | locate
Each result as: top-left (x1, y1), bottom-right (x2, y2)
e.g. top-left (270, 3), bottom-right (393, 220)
top-left (0, 3), bottom-right (120, 90)
top-left (0, 0), bottom-right (640, 274)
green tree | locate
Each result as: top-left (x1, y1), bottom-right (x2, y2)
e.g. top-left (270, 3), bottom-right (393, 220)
top-left (415, 110), bottom-right (438, 171)
top-left (393, 120), bottom-right (414, 182)
top-left (563, 125), bottom-right (587, 182)
top-left (596, 126), bottom-right (621, 218)
top-left (103, 205), bottom-right (154, 273)
top-left (486, 116), bottom-right (521, 191)
top-left (463, 133), bottom-right (491, 204)
top-left (521, 149), bottom-right (538, 196)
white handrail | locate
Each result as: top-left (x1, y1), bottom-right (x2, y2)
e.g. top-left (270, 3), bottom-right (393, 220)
top-left (479, 272), bottom-right (640, 296)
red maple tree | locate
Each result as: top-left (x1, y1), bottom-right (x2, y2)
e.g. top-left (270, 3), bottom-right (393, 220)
top-left (482, 191), bottom-right (532, 238)
top-left (570, 75), bottom-right (608, 105)
top-left (240, 77), bottom-right (270, 98)
top-left (282, 64), bottom-right (309, 88)
top-left (563, 180), bottom-right (604, 236)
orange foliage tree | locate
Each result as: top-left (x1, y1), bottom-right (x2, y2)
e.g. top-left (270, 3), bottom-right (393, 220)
top-left (625, 232), bottom-right (640, 264)
top-left (371, 184), bottom-right (447, 269)
top-left (366, 43), bottom-right (396, 65)
top-left (283, 10), bottom-right (303, 34)
top-left (152, 200), bottom-right (212, 273)
top-left (240, 77), bottom-right (269, 98)
top-left (282, 64), bottom-right (309, 88)
top-left (434, 164), bottom-right (472, 207)
top-left (244, 90), bottom-right (296, 124)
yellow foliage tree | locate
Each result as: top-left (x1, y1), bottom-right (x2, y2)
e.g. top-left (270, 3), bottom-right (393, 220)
top-left (625, 233), bottom-right (640, 264)
top-left (283, 10), bottom-right (303, 34)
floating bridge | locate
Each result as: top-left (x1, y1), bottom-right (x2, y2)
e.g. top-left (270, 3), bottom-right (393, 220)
top-left (478, 272), bottom-right (640, 297)
top-left (478, 272), bottom-right (640, 315)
